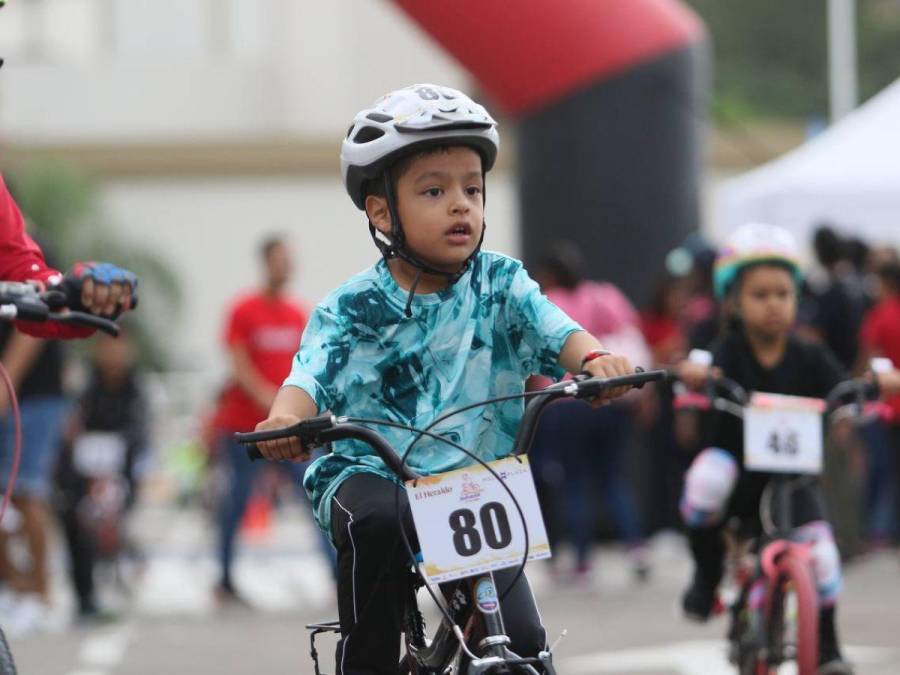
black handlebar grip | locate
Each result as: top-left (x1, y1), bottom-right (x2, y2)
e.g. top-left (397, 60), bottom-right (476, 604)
top-left (632, 366), bottom-right (647, 388)
top-left (865, 376), bottom-right (881, 401)
top-left (574, 368), bottom-right (667, 399)
top-left (233, 415), bottom-right (336, 462)
top-left (234, 424), bottom-right (301, 462)
top-left (13, 301), bottom-right (50, 322)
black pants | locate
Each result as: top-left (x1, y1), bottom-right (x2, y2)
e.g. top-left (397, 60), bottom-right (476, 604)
top-left (330, 472), bottom-right (546, 675)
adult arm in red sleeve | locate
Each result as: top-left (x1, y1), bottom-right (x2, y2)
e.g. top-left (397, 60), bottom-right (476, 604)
top-left (0, 174), bottom-right (91, 339)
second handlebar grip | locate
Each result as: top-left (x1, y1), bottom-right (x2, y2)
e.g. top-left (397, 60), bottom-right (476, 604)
top-left (234, 421), bottom-right (305, 462)
top-left (233, 414), bottom-right (336, 461)
top-left (575, 368), bottom-right (667, 398)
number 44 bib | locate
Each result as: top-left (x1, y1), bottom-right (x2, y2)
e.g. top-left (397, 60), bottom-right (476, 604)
top-left (743, 393), bottom-right (826, 475)
top-left (406, 456), bottom-right (551, 583)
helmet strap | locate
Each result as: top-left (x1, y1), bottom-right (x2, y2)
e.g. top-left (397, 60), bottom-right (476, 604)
top-left (367, 172), bottom-right (486, 313)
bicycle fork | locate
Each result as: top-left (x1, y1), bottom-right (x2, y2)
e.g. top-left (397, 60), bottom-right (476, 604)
top-left (462, 572), bottom-right (557, 675)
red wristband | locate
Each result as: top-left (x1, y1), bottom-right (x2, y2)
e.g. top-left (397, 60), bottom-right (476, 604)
top-left (580, 349), bottom-right (612, 371)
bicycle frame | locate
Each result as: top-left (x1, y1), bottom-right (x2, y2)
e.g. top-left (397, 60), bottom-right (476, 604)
top-left (404, 570), bottom-right (556, 675)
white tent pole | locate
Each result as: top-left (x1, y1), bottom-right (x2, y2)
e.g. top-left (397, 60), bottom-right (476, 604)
top-left (828, 0), bottom-right (858, 122)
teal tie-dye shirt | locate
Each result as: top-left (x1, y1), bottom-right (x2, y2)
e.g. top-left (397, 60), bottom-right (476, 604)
top-left (284, 251), bottom-right (582, 533)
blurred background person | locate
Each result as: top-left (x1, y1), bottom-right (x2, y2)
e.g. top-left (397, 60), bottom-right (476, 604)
top-left (663, 233), bottom-right (720, 352)
top-left (0, 235), bottom-right (70, 636)
top-left (799, 224), bottom-right (868, 370)
top-left (640, 274), bottom-right (690, 368)
top-left (639, 272), bottom-right (694, 532)
top-left (211, 235), bottom-right (333, 606)
top-left (859, 261), bottom-right (900, 546)
top-left (54, 328), bottom-right (148, 623)
top-left (529, 241), bottom-right (652, 584)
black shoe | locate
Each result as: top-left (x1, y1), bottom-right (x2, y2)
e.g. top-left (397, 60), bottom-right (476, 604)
top-left (681, 574), bottom-right (718, 622)
top-left (214, 582), bottom-right (253, 610)
top-left (818, 606), bottom-right (853, 674)
top-left (818, 660), bottom-right (854, 675)
top-left (78, 605), bottom-right (119, 626)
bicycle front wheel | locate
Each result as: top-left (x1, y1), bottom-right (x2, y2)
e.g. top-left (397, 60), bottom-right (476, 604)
top-left (0, 625), bottom-right (17, 675)
top-left (766, 554), bottom-right (818, 675)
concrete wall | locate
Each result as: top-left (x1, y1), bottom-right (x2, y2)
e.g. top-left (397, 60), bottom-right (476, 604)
top-left (0, 0), bottom-right (469, 142)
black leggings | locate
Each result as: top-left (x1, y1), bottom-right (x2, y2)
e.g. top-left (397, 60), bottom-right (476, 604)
top-left (330, 472), bottom-right (546, 675)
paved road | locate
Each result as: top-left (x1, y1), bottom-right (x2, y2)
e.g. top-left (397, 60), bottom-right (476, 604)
top-left (7, 503), bottom-right (900, 674)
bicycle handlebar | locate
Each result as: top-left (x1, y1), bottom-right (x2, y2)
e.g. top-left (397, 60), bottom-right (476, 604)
top-left (672, 370), bottom-right (880, 418)
top-left (236, 416), bottom-right (418, 481)
top-left (234, 369), bottom-right (670, 481)
top-left (824, 377), bottom-right (879, 413)
top-left (513, 368), bottom-right (669, 455)
top-left (0, 281), bottom-right (120, 336)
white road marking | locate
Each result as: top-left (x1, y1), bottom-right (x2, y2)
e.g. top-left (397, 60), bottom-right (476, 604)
top-left (133, 504), bottom-right (335, 615)
top-left (65, 625), bottom-right (134, 675)
top-left (559, 640), bottom-right (897, 675)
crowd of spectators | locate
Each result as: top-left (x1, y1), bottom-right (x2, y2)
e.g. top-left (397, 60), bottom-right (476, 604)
top-left (529, 224), bottom-right (900, 584)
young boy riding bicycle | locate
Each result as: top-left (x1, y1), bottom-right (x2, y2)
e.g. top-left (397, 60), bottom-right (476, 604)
top-left (252, 84), bottom-right (635, 674)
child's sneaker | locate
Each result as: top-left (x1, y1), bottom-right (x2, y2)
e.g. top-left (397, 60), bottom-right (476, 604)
top-left (681, 574), bottom-right (718, 622)
top-left (3, 593), bottom-right (50, 638)
top-left (213, 582), bottom-right (253, 610)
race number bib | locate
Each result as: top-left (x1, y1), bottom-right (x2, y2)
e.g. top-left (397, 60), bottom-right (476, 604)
top-left (73, 432), bottom-right (128, 477)
top-left (743, 393), bottom-right (825, 474)
top-left (406, 456), bottom-right (550, 583)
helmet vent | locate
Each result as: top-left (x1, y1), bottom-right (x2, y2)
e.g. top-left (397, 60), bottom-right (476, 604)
top-left (352, 126), bottom-right (385, 144)
top-left (366, 112), bottom-right (393, 123)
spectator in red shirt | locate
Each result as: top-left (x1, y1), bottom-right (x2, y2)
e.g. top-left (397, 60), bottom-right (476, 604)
top-left (859, 261), bottom-right (900, 544)
top-left (640, 273), bottom-right (689, 367)
top-left (213, 236), bottom-right (318, 603)
top-left (218, 239), bottom-right (307, 433)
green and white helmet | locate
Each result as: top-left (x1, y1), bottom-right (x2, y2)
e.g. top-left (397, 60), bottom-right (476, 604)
top-left (713, 222), bottom-right (803, 299)
top-left (340, 84), bottom-right (499, 210)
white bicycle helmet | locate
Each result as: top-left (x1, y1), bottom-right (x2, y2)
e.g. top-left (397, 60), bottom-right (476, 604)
top-left (713, 222), bottom-right (803, 299)
top-left (341, 84), bottom-right (500, 210)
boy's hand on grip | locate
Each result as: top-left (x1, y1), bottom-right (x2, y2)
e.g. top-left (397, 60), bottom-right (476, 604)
top-left (254, 414), bottom-right (309, 462)
top-left (582, 353), bottom-right (633, 407)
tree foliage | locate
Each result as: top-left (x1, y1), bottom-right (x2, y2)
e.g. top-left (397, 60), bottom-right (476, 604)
top-left (685, 0), bottom-right (900, 120)
top-left (8, 162), bottom-right (182, 369)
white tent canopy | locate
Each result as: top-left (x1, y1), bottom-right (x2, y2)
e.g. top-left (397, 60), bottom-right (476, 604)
top-left (715, 77), bottom-right (900, 251)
